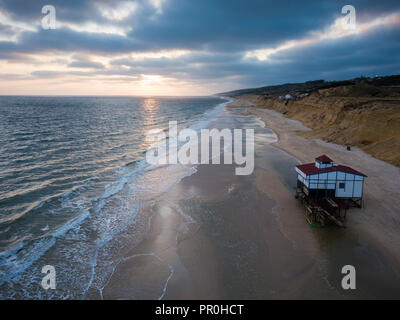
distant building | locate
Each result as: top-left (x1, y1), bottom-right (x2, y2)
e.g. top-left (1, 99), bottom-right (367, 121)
top-left (284, 94), bottom-right (294, 100)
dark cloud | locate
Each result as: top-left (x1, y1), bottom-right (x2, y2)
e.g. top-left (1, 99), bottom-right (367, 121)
top-left (2, 0), bottom-right (397, 54)
top-left (68, 60), bottom-right (104, 69)
top-left (0, 0), bottom-right (100, 24)
top-left (1, 0), bottom-right (400, 90)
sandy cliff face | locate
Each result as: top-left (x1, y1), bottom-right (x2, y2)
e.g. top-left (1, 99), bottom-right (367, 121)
top-left (237, 83), bottom-right (400, 167)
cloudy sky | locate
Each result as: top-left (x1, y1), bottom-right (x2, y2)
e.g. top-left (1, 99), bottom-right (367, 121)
top-left (0, 0), bottom-right (399, 95)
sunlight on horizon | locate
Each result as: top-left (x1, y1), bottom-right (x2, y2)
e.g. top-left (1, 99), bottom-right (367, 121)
top-left (0, 3), bottom-right (399, 95)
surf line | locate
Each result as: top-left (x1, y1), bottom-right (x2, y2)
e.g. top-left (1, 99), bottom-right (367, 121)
top-left (98, 252), bottom-right (174, 300)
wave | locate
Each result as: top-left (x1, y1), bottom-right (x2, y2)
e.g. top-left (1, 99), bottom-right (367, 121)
top-left (0, 97), bottom-right (229, 292)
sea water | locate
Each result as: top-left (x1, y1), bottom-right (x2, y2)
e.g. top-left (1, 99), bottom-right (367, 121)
top-left (0, 95), bottom-right (228, 298)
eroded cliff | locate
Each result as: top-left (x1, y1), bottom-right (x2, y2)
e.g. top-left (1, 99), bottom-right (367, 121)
top-left (229, 80), bottom-right (400, 167)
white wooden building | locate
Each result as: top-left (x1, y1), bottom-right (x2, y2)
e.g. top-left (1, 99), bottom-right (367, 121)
top-left (295, 155), bottom-right (367, 199)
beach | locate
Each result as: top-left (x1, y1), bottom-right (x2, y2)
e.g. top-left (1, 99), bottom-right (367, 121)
top-left (2, 0), bottom-right (400, 303)
top-left (96, 103), bottom-right (399, 299)
top-left (1, 97), bottom-right (398, 299)
top-left (228, 100), bottom-right (400, 270)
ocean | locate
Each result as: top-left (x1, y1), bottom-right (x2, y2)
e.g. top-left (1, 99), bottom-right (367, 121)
top-left (0, 95), bottom-right (228, 298)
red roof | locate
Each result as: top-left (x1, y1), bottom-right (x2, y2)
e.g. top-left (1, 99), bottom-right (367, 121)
top-left (296, 162), bottom-right (367, 177)
top-left (315, 154), bottom-right (333, 163)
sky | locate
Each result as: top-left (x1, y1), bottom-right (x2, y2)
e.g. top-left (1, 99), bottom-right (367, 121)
top-left (0, 0), bottom-right (399, 96)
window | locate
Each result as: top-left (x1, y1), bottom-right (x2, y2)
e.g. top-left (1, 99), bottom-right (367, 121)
top-left (339, 182), bottom-right (345, 189)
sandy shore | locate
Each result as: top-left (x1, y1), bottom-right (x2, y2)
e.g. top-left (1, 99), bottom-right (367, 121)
top-left (228, 100), bottom-right (400, 270)
top-left (95, 104), bottom-right (399, 299)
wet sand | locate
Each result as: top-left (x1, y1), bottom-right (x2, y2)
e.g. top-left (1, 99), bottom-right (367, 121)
top-left (229, 101), bottom-right (400, 271)
top-left (99, 105), bottom-right (400, 299)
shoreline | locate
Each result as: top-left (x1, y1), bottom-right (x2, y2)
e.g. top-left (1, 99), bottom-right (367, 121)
top-left (93, 101), bottom-right (400, 299)
top-left (227, 99), bottom-right (400, 271)
top-left (98, 106), bottom-right (329, 299)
